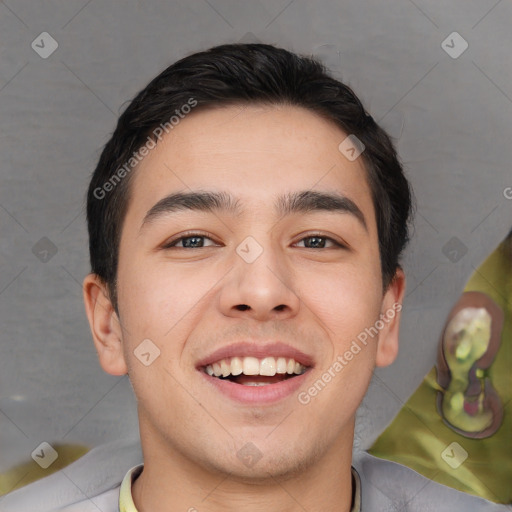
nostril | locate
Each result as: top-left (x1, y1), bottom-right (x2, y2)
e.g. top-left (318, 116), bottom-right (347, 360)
top-left (236, 304), bottom-right (250, 311)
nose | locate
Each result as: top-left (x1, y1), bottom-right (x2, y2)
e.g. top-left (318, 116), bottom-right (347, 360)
top-left (218, 238), bottom-right (301, 322)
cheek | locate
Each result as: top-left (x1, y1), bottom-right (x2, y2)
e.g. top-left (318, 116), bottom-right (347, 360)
top-left (117, 254), bottom-right (208, 336)
top-left (116, 256), bottom-right (225, 383)
top-left (295, 261), bottom-right (382, 341)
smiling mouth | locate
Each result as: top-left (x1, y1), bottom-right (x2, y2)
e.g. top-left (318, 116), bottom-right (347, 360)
top-left (203, 356), bottom-right (308, 386)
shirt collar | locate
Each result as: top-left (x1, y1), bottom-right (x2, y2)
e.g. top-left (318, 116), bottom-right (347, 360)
top-left (119, 464), bottom-right (361, 512)
top-left (119, 464), bottom-right (143, 512)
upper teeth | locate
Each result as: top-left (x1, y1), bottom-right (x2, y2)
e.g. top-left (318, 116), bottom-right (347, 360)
top-left (205, 357), bottom-right (306, 377)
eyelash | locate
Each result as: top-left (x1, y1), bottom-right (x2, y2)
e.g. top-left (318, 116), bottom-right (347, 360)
top-left (162, 231), bottom-right (346, 250)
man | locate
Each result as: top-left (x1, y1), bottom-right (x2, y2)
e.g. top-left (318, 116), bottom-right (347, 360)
top-left (2, 43), bottom-right (506, 511)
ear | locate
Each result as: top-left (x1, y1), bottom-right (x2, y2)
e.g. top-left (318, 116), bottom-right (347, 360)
top-left (375, 267), bottom-right (406, 367)
top-left (83, 273), bottom-right (128, 376)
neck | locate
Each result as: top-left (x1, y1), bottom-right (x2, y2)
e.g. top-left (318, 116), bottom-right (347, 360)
top-left (132, 425), bottom-right (355, 512)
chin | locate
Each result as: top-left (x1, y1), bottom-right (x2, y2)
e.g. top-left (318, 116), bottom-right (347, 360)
top-left (199, 440), bottom-right (323, 484)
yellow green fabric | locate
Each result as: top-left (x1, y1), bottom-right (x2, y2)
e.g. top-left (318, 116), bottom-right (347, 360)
top-left (119, 464), bottom-right (143, 512)
top-left (369, 234), bottom-right (512, 504)
top-left (0, 444), bottom-right (89, 496)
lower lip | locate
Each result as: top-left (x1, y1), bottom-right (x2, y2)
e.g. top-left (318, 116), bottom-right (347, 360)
top-left (200, 370), bottom-right (311, 404)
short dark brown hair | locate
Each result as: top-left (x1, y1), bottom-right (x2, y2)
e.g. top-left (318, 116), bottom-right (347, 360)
top-left (87, 43), bottom-right (413, 311)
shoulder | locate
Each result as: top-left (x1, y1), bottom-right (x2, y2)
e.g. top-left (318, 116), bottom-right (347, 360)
top-left (0, 438), bottom-right (142, 512)
top-left (352, 450), bottom-right (509, 512)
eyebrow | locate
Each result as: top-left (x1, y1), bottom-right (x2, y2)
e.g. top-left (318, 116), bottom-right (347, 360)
top-left (140, 189), bottom-right (367, 232)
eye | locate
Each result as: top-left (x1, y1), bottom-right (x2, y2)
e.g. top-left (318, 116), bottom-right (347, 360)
top-left (162, 232), bottom-right (219, 249)
top-left (161, 232), bottom-right (346, 250)
top-left (294, 234), bottom-right (346, 249)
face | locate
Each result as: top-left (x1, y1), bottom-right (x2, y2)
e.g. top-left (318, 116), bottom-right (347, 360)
top-left (84, 104), bottom-right (405, 480)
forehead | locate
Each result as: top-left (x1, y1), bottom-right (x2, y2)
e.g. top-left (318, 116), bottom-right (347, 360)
top-left (126, 104), bottom-right (375, 226)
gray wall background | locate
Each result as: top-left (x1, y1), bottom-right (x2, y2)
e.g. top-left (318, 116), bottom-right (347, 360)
top-left (1, 0), bottom-right (511, 476)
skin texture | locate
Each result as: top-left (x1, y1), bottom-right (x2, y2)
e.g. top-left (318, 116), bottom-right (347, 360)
top-left (83, 104), bottom-right (406, 512)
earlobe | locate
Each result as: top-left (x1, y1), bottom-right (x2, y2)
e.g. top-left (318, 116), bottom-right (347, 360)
top-left (375, 268), bottom-right (406, 367)
top-left (83, 274), bottom-right (128, 376)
